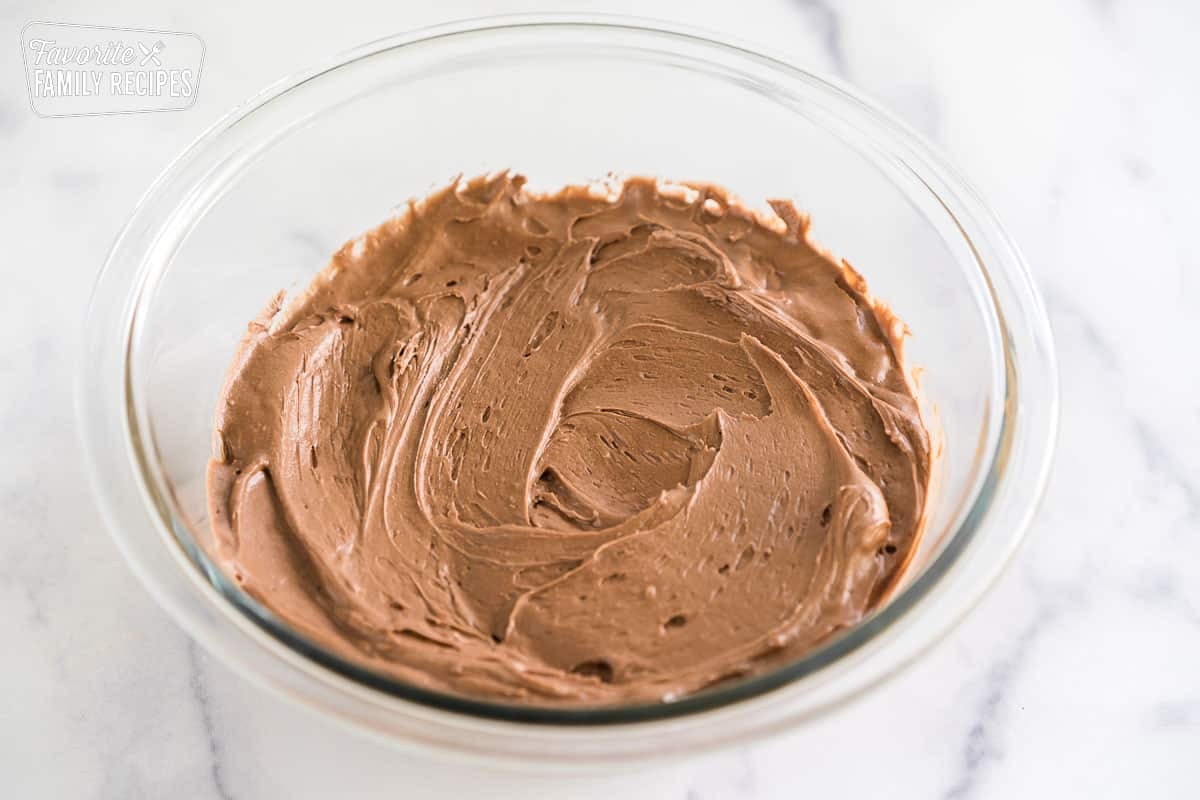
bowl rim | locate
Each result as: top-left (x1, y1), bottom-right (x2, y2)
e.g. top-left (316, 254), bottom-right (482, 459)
top-left (79, 11), bottom-right (1059, 752)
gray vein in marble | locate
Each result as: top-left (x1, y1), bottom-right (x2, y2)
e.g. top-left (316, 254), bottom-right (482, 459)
top-left (20, 582), bottom-right (47, 626)
top-left (50, 169), bottom-right (99, 190)
top-left (0, 101), bottom-right (19, 137)
top-left (1130, 569), bottom-right (1200, 628)
top-left (1130, 419), bottom-right (1200, 522)
top-left (941, 610), bottom-right (1058, 800)
top-left (188, 641), bottom-right (235, 800)
top-left (288, 228), bottom-right (331, 259)
top-left (1146, 700), bottom-right (1200, 730)
top-left (1176, 252), bottom-right (1197, 305)
top-left (1042, 288), bottom-right (1120, 370)
top-left (1043, 287), bottom-right (1200, 524)
top-left (905, 85), bottom-right (944, 143)
top-left (793, 0), bottom-right (847, 75)
top-left (1122, 153), bottom-right (1151, 182)
top-left (0, 481), bottom-right (52, 626)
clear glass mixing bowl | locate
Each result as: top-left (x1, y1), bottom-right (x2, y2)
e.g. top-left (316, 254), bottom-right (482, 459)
top-left (78, 14), bottom-right (1058, 767)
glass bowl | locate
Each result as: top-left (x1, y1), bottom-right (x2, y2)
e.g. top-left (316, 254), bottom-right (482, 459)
top-left (78, 14), bottom-right (1058, 766)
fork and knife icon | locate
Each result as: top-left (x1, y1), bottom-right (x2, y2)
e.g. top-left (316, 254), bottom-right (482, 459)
top-left (137, 40), bottom-right (166, 67)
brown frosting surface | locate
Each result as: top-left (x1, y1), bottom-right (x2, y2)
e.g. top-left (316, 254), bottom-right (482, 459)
top-left (207, 173), bottom-right (931, 705)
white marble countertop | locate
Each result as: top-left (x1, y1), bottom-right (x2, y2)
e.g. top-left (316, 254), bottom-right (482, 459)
top-left (4, 0), bottom-right (1198, 796)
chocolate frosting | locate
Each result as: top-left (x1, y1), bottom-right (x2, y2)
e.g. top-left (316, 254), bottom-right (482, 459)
top-left (207, 174), bottom-right (931, 705)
